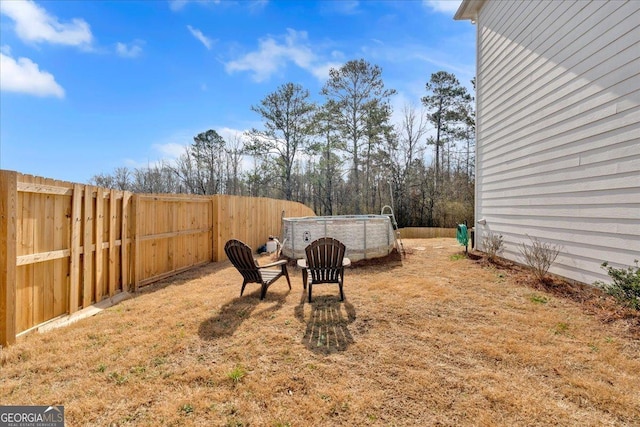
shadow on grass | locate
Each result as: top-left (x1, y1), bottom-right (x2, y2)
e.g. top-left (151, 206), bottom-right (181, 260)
top-left (349, 249), bottom-right (404, 268)
top-left (294, 291), bottom-right (357, 355)
top-left (136, 261), bottom-right (230, 295)
top-left (198, 288), bottom-right (288, 339)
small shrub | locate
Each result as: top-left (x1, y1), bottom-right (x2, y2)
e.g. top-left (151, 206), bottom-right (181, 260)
top-left (108, 371), bottom-right (128, 385)
top-left (152, 356), bottom-right (166, 366)
top-left (595, 260), bottom-right (640, 310)
top-left (554, 322), bottom-right (570, 335)
top-left (227, 366), bottom-right (246, 384)
top-left (129, 365), bottom-right (146, 375)
top-left (226, 418), bottom-right (244, 427)
top-left (529, 294), bottom-right (548, 304)
top-left (180, 403), bottom-right (194, 415)
top-left (483, 232), bottom-right (503, 262)
top-left (519, 235), bottom-right (561, 282)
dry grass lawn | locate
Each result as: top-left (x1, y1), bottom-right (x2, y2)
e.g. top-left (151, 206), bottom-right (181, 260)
top-left (1, 238), bottom-right (639, 426)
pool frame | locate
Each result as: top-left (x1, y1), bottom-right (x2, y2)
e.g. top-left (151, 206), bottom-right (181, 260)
top-left (281, 215), bottom-right (397, 262)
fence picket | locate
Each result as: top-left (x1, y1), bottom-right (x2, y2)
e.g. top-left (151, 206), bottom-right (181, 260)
top-left (1, 172), bottom-right (315, 345)
top-left (0, 171), bottom-right (18, 345)
top-left (82, 186), bottom-right (94, 308)
top-left (95, 187), bottom-right (104, 302)
top-left (108, 190), bottom-right (117, 296)
top-left (69, 184), bottom-right (83, 314)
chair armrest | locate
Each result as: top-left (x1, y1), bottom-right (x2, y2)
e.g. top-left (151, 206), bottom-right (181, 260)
top-left (259, 259), bottom-right (288, 269)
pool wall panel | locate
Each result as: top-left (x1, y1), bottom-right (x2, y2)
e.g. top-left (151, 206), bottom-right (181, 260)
top-left (281, 216), bottom-right (396, 261)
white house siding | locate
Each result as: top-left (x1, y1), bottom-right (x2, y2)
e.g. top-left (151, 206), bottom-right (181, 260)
top-left (472, 0), bottom-right (640, 284)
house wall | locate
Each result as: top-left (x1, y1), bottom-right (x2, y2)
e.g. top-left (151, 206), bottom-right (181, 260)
top-left (474, 0), bottom-right (640, 284)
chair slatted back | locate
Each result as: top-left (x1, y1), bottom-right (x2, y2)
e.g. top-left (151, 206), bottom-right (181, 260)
top-left (305, 237), bottom-right (346, 284)
top-left (224, 239), bottom-right (262, 283)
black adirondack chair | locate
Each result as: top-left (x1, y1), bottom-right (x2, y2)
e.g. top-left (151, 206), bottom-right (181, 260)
top-left (303, 237), bottom-right (347, 303)
top-left (224, 239), bottom-right (291, 300)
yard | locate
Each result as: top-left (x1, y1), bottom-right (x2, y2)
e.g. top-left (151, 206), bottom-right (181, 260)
top-left (1, 238), bottom-right (639, 426)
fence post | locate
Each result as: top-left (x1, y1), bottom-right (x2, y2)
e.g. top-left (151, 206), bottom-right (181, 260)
top-left (210, 196), bottom-right (216, 262)
top-left (212, 195), bottom-right (224, 262)
top-left (121, 192), bottom-right (131, 290)
top-left (0, 170), bottom-right (17, 346)
top-left (132, 194), bottom-right (140, 291)
top-left (82, 186), bottom-right (95, 307)
top-left (108, 189), bottom-right (117, 296)
top-left (69, 184), bottom-right (83, 314)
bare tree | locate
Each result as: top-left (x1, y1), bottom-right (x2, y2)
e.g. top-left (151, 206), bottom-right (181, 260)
top-left (225, 132), bottom-right (245, 195)
top-left (322, 59), bottom-right (396, 213)
top-left (90, 172), bottom-right (117, 190)
top-left (113, 167), bottom-right (132, 190)
top-left (245, 82), bottom-right (316, 201)
top-left (389, 103), bottom-right (428, 226)
top-left (130, 162), bottom-right (181, 194)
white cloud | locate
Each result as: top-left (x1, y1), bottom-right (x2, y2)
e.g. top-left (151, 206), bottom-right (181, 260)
top-left (216, 127), bottom-right (254, 171)
top-left (152, 127), bottom-right (250, 156)
top-left (226, 28), bottom-right (339, 83)
top-left (123, 157), bottom-right (163, 170)
top-left (187, 25), bottom-right (214, 50)
top-left (123, 140), bottom-right (187, 171)
top-left (0, 50), bottom-right (65, 97)
top-left (169, 0), bottom-right (189, 11)
top-left (411, 51), bottom-right (474, 81)
top-left (308, 61), bottom-right (343, 81)
top-left (217, 127), bottom-right (250, 144)
top-left (0, 0), bottom-right (92, 46)
top-left (423, 0), bottom-right (462, 14)
top-left (116, 40), bottom-right (144, 58)
top-left (361, 38), bottom-right (474, 86)
top-left (324, 0), bottom-right (359, 15)
top-left (248, 0), bottom-right (269, 13)
top-left (169, 0), bottom-right (221, 12)
top-left (126, 127), bottom-right (254, 173)
top-left (153, 142), bottom-right (187, 160)
top-left (225, 29), bottom-right (312, 81)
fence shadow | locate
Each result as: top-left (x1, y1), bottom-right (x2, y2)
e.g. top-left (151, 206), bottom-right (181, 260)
top-left (198, 289), bottom-right (287, 340)
top-left (137, 261), bottom-right (229, 295)
top-left (294, 291), bottom-right (357, 355)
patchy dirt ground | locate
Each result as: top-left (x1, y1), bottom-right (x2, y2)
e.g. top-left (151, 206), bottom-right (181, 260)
top-left (1, 238), bottom-right (639, 426)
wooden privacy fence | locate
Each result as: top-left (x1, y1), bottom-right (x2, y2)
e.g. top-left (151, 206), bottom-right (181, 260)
top-left (398, 227), bottom-right (456, 239)
top-left (212, 195), bottom-right (316, 261)
top-left (0, 170), bottom-right (314, 346)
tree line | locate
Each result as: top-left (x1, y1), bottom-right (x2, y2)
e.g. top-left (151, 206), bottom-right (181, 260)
top-left (91, 59), bottom-right (475, 228)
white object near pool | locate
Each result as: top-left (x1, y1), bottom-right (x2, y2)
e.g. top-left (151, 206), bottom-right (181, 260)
top-left (281, 215), bottom-right (398, 262)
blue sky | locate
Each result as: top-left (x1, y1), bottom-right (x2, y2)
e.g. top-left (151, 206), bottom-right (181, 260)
top-left (0, 0), bottom-right (473, 184)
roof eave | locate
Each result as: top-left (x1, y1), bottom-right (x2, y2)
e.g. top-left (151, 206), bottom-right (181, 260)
top-left (454, 0), bottom-right (486, 21)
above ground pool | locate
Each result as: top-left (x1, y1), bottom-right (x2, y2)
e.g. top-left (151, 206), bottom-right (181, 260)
top-left (280, 215), bottom-right (397, 262)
